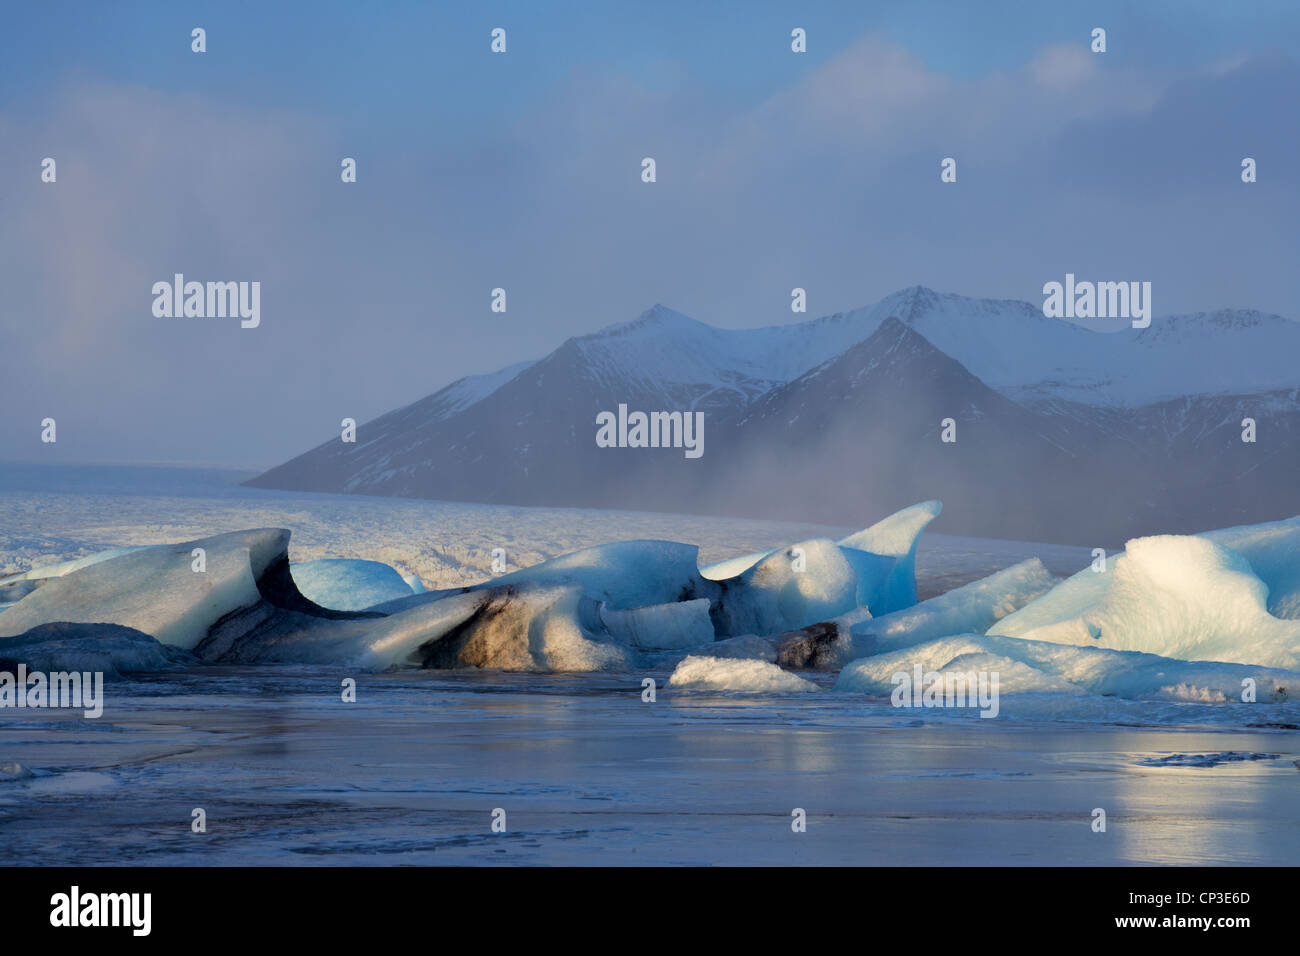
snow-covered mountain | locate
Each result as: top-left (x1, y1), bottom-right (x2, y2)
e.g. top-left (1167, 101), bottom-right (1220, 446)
top-left (811, 287), bottom-right (1300, 407)
top-left (246, 287), bottom-right (1300, 543)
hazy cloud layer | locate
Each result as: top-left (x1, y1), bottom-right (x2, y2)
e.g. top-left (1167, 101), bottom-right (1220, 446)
top-left (2, 31), bottom-right (1296, 466)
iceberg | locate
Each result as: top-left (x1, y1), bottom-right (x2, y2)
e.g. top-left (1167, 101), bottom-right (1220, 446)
top-left (290, 558), bottom-right (417, 612)
top-left (694, 633), bottom-right (779, 662)
top-left (0, 546), bottom-right (144, 583)
top-left (0, 762), bottom-right (37, 782)
top-left (599, 598), bottom-right (714, 650)
top-left (837, 500), bottom-right (942, 613)
top-left (205, 582), bottom-right (633, 673)
top-left (0, 529), bottom-right (370, 652)
top-left (779, 558), bottom-right (1056, 668)
top-left (835, 632), bottom-right (1300, 703)
top-left (0, 622), bottom-right (185, 676)
top-left (482, 540), bottom-right (711, 610)
top-left (698, 549), bottom-right (773, 581)
top-left (0, 547), bottom-right (146, 609)
top-left (669, 655), bottom-right (820, 693)
top-left (989, 535), bottom-right (1300, 670)
top-left (407, 584), bottom-right (631, 672)
top-left (711, 539), bottom-right (858, 637)
top-left (1204, 514), bottom-right (1300, 620)
top-left (993, 514), bottom-right (1300, 643)
top-left (698, 501), bottom-right (941, 616)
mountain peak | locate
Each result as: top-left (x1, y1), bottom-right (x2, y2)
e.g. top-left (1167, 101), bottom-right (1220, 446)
top-left (878, 285), bottom-right (943, 321)
top-left (853, 314), bottom-right (948, 363)
top-left (592, 304), bottom-right (709, 339)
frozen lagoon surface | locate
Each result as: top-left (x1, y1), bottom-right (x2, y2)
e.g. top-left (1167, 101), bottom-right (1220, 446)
top-left (1, 463), bottom-right (1297, 866)
top-left (3, 668), bottom-right (1298, 866)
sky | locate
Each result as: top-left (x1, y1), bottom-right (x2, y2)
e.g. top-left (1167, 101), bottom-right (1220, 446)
top-left (2, 0), bottom-right (1297, 468)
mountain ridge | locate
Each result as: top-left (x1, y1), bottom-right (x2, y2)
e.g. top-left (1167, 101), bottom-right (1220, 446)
top-left (245, 287), bottom-right (1300, 542)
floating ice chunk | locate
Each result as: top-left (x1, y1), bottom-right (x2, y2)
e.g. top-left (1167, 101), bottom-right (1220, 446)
top-left (396, 570), bottom-right (427, 595)
top-left (0, 548), bottom-right (147, 608)
top-left (360, 587), bottom-right (459, 615)
top-left (669, 655), bottom-right (819, 693)
top-left (1, 547), bottom-right (145, 583)
top-left (993, 514), bottom-right (1300, 644)
top-left (835, 632), bottom-right (1300, 702)
top-left (711, 539), bottom-right (857, 637)
top-left (0, 530), bottom-right (296, 650)
top-left (837, 500), bottom-right (942, 613)
top-left (699, 634), bottom-right (779, 662)
top-left (986, 559), bottom-right (1111, 643)
top-left (0, 622), bottom-right (184, 675)
top-left (216, 581), bottom-right (634, 673)
top-left (0, 762), bottom-right (36, 782)
top-left (523, 586), bottom-right (634, 671)
top-left (411, 584), bottom-right (629, 672)
top-left (837, 500), bottom-right (943, 556)
top-left (484, 540), bottom-right (710, 610)
top-left (780, 558), bottom-right (1056, 668)
top-left (0, 584), bottom-right (36, 608)
top-left (599, 598), bottom-right (714, 650)
top-left (358, 591), bottom-right (498, 670)
top-left (990, 535), bottom-right (1300, 669)
top-left (847, 558), bottom-right (1056, 654)
top-left (1205, 514), bottom-right (1300, 619)
top-left (698, 501), bottom-right (941, 615)
top-left (290, 558), bottom-right (416, 612)
top-left (698, 549), bottom-right (773, 581)
top-left (835, 547), bottom-right (899, 614)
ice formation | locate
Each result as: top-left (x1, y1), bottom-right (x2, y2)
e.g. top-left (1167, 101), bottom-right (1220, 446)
top-left (599, 598), bottom-right (715, 650)
top-left (711, 539), bottom-right (858, 637)
top-left (0, 547), bottom-right (145, 611)
top-left (290, 558), bottom-right (418, 612)
top-left (0, 530), bottom-right (298, 650)
top-left (1204, 514), bottom-right (1300, 620)
top-left (837, 500), bottom-right (942, 613)
top-left (835, 633), bottom-right (1300, 703)
top-left (990, 532), bottom-right (1300, 670)
top-left (0, 622), bottom-right (183, 676)
top-left (669, 655), bottom-right (820, 693)
top-left (2, 503), bottom-right (1296, 702)
top-left (485, 539), bottom-right (710, 610)
top-left (699, 500), bottom-right (941, 617)
top-left (779, 558), bottom-right (1056, 669)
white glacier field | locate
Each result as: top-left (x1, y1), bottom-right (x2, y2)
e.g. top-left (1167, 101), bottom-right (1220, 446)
top-left (1, 463), bottom-right (1298, 866)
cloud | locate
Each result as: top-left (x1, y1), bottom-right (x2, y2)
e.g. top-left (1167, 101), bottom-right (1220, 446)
top-left (1, 34), bottom-right (1295, 466)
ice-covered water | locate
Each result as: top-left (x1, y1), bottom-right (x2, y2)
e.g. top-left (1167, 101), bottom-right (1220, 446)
top-left (1, 463), bottom-right (1295, 865)
top-left (1, 667), bottom-right (1297, 866)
